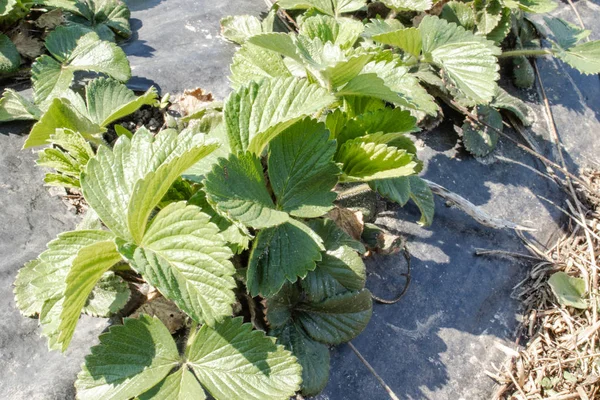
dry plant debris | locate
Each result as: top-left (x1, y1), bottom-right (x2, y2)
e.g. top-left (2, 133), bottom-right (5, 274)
top-left (492, 169), bottom-right (600, 400)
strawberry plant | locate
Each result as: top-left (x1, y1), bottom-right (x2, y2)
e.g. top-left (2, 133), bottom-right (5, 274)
top-left (6, 0), bottom-right (600, 399)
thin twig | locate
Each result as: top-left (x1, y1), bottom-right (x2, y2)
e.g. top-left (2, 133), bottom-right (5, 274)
top-left (371, 247), bottom-right (412, 304)
top-left (348, 342), bottom-right (400, 400)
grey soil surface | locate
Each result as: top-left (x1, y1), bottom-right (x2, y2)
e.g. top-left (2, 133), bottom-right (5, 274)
top-left (1, 1), bottom-right (599, 399)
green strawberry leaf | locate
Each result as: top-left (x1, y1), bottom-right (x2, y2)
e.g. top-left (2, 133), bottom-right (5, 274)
top-left (123, 202), bottom-right (236, 326)
top-left (557, 41), bottom-right (600, 75)
top-left (0, 88), bottom-right (42, 122)
top-left (336, 107), bottom-right (418, 147)
top-left (268, 118), bottom-right (340, 218)
top-left (203, 152), bottom-right (289, 229)
top-left (547, 272), bottom-right (587, 309)
top-left (75, 315), bottom-right (181, 400)
top-left (230, 43), bottom-right (292, 88)
top-left (272, 321), bottom-right (330, 396)
top-left (221, 15), bottom-right (270, 44)
top-left (335, 136), bottom-right (420, 182)
top-left (247, 219), bottom-right (324, 297)
top-left (296, 289), bottom-right (372, 344)
top-left (67, 0), bottom-right (132, 41)
top-left (461, 105), bottom-right (502, 157)
top-left (491, 87), bottom-right (533, 126)
top-left (277, 0), bottom-right (366, 16)
top-left (82, 272), bottom-right (131, 318)
top-left (381, 0), bottom-right (432, 11)
top-left (0, 33), bottom-right (20, 74)
top-left (504, 0), bottom-right (557, 13)
top-left (370, 176), bottom-right (435, 226)
top-left (224, 77), bottom-right (335, 154)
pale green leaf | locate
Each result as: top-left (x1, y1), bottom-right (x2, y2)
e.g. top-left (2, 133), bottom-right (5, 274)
top-left (33, 31), bottom-right (131, 105)
top-left (0, 0), bottom-right (17, 16)
top-left (81, 128), bottom-right (218, 241)
top-left (419, 16), bottom-right (501, 104)
top-left (336, 107), bottom-right (418, 148)
top-left (247, 219), bottom-right (324, 297)
top-left (300, 15), bottom-right (364, 49)
top-left (66, 0), bottom-right (132, 40)
top-left (14, 260), bottom-right (44, 317)
top-left (24, 97), bottom-right (104, 148)
top-left (324, 53), bottom-right (373, 88)
top-left (486, 7), bottom-right (511, 44)
top-left (360, 60), bottom-right (439, 117)
top-left (297, 289), bottom-right (372, 344)
top-left (548, 272), bottom-right (587, 309)
top-left (75, 315), bottom-right (181, 400)
top-left (558, 41), bottom-right (600, 75)
top-left (85, 77), bottom-right (158, 126)
top-left (125, 202), bottom-right (236, 326)
top-left (544, 17), bottom-right (590, 50)
top-left (440, 2), bottom-right (475, 31)
top-left (0, 89), bottom-right (41, 122)
top-left (363, 18), bottom-right (404, 39)
top-left (203, 152), bottom-right (289, 229)
top-left (230, 43), bottom-right (292, 88)
top-left (461, 105), bottom-right (502, 156)
top-left (272, 321), bottom-right (330, 396)
top-left (58, 240), bottom-right (122, 351)
top-left (224, 77), bottom-right (335, 154)
top-left (137, 368), bottom-right (206, 400)
top-left (335, 136), bottom-right (419, 182)
top-left (247, 33), bottom-right (301, 61)
top-left (221, 15), bottom-right (269, 44)
top-left (187, 316), bottom-right (302, 400)
top-left (0, 33), bottom-right (20, 74)
top-left (267, 118), bottom-right (340, 218)
top-left (381, 0), bottom-right (432, 11)
top-left (373, 27), bottom-right (422, 57)
top-left (277, 0), bottom-right (366, 16)
top-left (44, 25), bottom-right (91, 62)
top-left (83, 272), bottom-right (130, 318)
top-left (474, 0), bottom-right (503, 35)
top-left (505, 0), bottom-right (557, 13)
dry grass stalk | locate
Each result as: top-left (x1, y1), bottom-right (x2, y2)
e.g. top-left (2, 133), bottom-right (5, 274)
top-left (492, 169), bottom-right (600, 399)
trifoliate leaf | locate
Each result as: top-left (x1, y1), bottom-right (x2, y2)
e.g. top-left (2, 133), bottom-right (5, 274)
top-left (58, 240), bottom-right (122, 351)
top-left (268, 118), bottom-right (340, 218)
top-left (373, 27), bottom-right (422, 57)
top-left (272, 321), bottom-right (330, 396)
top-left (32, 31), bottom-right (131, 105)
top-left (247, 219), bottom-right (324, 297)
top-left (0, 88), bottom-right (41, 122)
top-left (548, 272), bottom-right (587, 309)
top-left (557, 41), bottom-right (600, 75)
top-left (277, 0), bottom-right (366, 16)
top-left (204, 152), bottom-right (289, 229)
top-left (81, 128), bottom-right (218, 241)
top-left (335, 136), bottom-right (419, 182)
top-left (123, 202), bottom-right (236, 326)
top-left (0, 33), bottom-right (21, 74)
top-left (363, 18), bottom-right (404, 38)
top-left (474, 0), bottom-right (503, 35)
top-left (504, 0), bottom-right (557, 13)
top-left (491, 87), bottom-right (533, 126)
top-left (336, 107), bottom-right (418, 148)
top-left (220, 15), bottom-right (266, 44)
top-left (224, 77), bottom-right (336, 154)
top-left (67, 0), bottom-right (132, 41)
top-left (186, 316), bottom-right (302, 400)
top-left (75, 315), bottom-right (181, 400)
top-left (440, 2), bottom-right (475, 31)
top-left (82, 272), bottom-right (130, 318)
top-left (230, 43), bottom-right (292, 88)
top-left (85, 77), bottom-right (158, 126)
top-left (369, 176), bottom-right (434, 226)
top-left (419, 16), bottom-right (501, 104)
top-left (302, 219), bottom-right (366, 302)
top-left (381, 0), bottom-right (432, 11)
top-left (461, 105), bottom-right (502, 157)
top-left (296, 289), bottom-right (372, 344)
